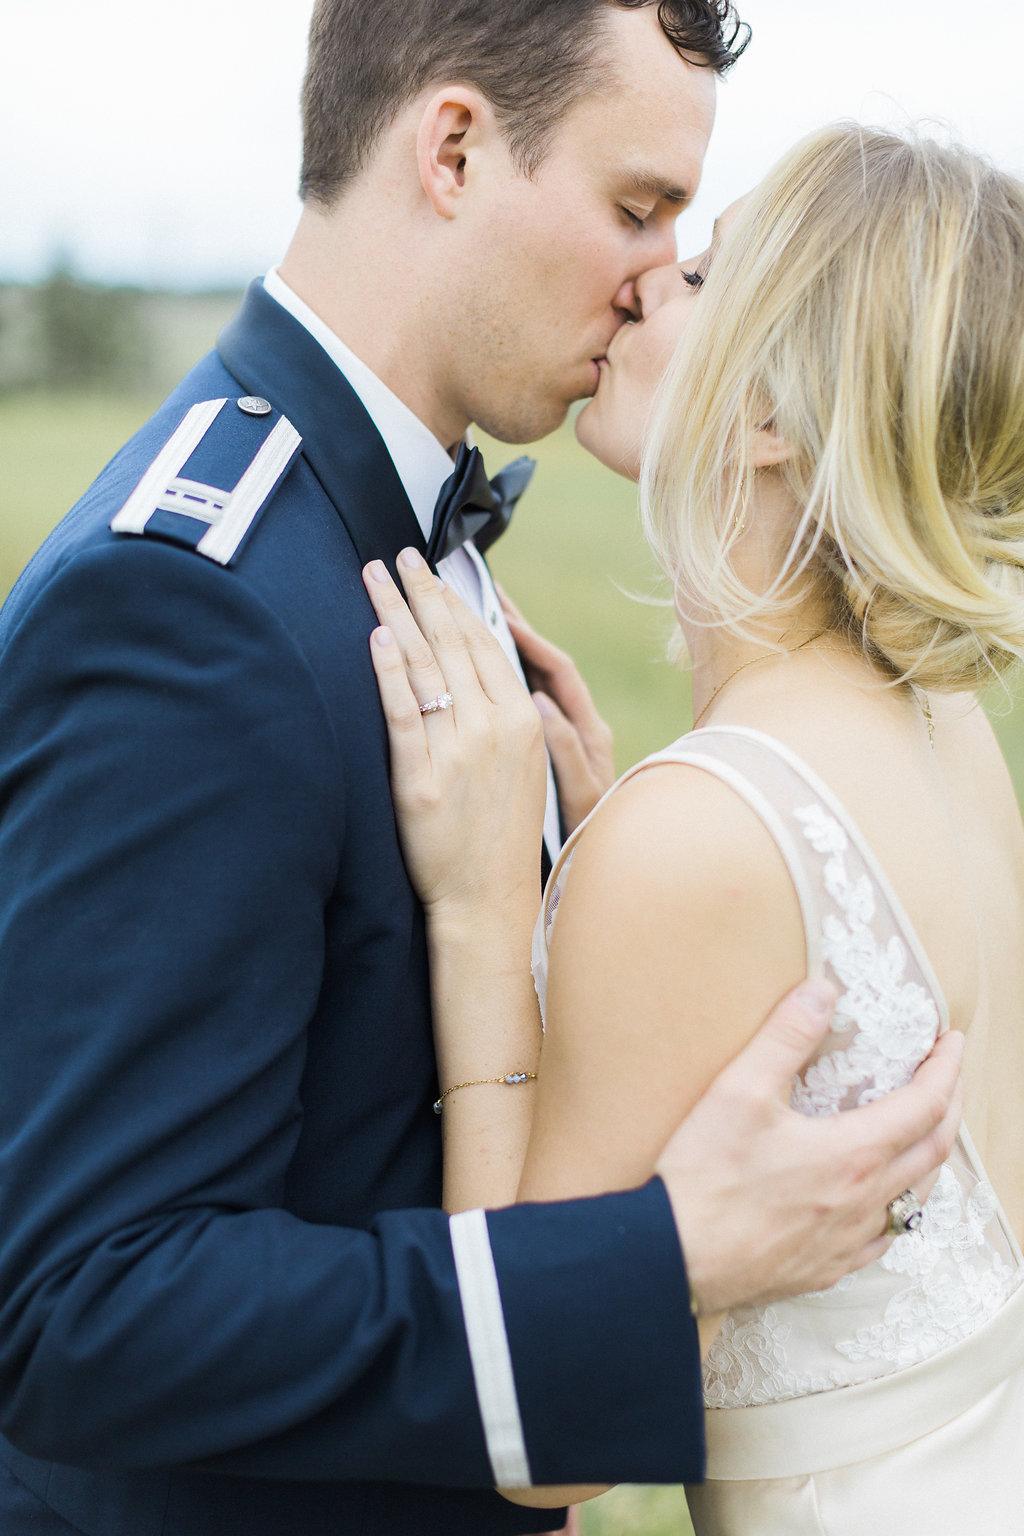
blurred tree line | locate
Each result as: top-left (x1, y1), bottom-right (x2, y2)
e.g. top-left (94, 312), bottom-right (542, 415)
top-left (0, 263), bottom-right (239, 397)
top-left (0, 262), bottom-right (150, 392)
top-left (35, 265), bottom-right (150, 388)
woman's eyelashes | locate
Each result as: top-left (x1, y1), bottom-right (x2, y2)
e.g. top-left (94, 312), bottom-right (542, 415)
top-left (682, 246), bottom-right (716, 288)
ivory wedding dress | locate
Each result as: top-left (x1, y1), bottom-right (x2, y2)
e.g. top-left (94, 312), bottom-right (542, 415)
top-left (533, 726), bottom-right (1024, 1536)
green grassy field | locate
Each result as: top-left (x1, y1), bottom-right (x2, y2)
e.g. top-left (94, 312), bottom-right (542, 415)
top-left (2, 388), bottom-right (1022, 1536)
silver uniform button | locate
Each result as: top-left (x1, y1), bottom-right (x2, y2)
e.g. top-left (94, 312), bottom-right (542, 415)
top-left (237, 396), bottom-right (273, 417)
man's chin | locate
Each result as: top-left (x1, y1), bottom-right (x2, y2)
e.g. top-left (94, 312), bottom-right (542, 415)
top-left (474, 401), bottom-right (573, 447)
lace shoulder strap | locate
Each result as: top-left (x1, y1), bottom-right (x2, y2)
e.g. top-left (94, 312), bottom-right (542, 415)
top-left (539, 725), bottom-right (948, 1107)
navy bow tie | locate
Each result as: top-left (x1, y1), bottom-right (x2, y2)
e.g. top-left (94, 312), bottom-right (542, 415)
top-left (425, 443), bottom-right (536, 566)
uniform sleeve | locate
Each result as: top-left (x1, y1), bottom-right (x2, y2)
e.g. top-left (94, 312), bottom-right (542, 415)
top-left (0, 538), bottom-right (703, 1487)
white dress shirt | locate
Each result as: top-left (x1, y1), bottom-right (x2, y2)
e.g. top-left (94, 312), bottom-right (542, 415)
top-left (263, 269), bottom-right (561, 862)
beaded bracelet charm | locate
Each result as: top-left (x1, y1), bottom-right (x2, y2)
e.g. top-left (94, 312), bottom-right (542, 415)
top-left (433, 1071), bottom-right (538, 1115)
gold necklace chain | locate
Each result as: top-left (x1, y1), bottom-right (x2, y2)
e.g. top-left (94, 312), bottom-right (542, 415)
top-left (691, 630), bottom-right (936, 748)
top-left (691, 629), bottom-right (828, 730)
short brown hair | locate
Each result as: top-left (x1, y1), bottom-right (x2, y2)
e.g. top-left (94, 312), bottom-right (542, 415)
top-left (300, 0), bottom-right (749, 205)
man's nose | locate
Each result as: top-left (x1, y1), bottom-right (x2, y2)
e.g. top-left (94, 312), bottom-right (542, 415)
top-left (649, 219), bottom-right (679, 272)
top-left (612, 276), bottom-right (642, 321)
top-left (633, 262), bottom-right (680, 319)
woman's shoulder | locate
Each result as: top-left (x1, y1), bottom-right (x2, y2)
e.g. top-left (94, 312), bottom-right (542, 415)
top-left (541, 741), bottom-right (808, 1113)
top-left (559, 744), bottom-right (803, 941)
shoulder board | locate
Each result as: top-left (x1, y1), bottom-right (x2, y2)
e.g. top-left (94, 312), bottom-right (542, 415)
top-left (110, 397), bottom-right (302, 566)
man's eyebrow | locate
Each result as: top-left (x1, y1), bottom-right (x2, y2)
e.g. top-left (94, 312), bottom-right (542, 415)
top-left (624, 171), bottom-right (692, 207)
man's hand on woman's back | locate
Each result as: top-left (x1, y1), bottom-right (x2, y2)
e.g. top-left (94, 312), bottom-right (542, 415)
top-left (657, 979), bottom-right (964, 1314)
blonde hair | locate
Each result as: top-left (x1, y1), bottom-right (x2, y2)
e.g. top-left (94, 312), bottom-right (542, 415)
top-left (641, 123), bottom-right (1024, 691)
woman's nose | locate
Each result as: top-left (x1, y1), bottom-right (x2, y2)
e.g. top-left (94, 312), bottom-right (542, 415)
top-left (634, 261), bottom-right (685, 319)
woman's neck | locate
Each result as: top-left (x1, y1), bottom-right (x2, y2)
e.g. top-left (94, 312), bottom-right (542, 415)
top-left (684, 596), bottom-right (837, 731)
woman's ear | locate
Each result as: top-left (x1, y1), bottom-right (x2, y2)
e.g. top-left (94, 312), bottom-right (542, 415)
top-left (416, 87), bottom-right (493, 218)
top-left (752, 425), bottom-right (792, 469)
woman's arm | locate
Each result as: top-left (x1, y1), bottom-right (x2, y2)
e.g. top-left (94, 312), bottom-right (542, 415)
top-left (497, 762), bottom-right (808, 1508)
top-left (364, 552), bottom-right (550, 1212)
top-left (521, 762), bottom-right (808, 1209)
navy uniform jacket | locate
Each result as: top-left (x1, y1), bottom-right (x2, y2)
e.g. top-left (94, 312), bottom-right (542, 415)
top-left (0, 282), bottom-right (704, 1536)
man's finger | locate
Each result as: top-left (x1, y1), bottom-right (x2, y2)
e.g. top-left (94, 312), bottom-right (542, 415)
top-left (845, 1029), bottom-right (964, 1166)
top-left (716, 979), bottom-right (838, 1102)
top-left (844, 1233), bottom-right (895, 1274)
top-left (875, 1033), bottom-right (965, 1191)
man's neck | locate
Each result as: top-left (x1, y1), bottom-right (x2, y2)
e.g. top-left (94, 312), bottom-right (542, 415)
top-left (278, 203), bottom-right (468, 449)
top-left (264, 266), bottom-right (460, 537)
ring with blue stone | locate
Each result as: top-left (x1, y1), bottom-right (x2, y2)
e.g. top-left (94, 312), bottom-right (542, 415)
top-left (886, 1188), bottom-right (924, 1236)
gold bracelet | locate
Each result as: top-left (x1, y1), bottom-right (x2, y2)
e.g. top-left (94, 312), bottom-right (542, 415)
top-left (433, 1071), bottom-right (538, 1115)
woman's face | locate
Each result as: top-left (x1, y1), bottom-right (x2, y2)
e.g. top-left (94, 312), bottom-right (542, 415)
top-left (576, 198), bottom-right (746, 481)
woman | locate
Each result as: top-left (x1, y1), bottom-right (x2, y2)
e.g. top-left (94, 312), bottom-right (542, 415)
top-left (364, 124), bottom-right (1024, 1532)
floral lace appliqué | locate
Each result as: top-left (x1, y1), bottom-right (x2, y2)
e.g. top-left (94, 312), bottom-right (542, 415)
top-left (832, 1167), bottom-right (1018, 1370)
top-left (702, 795), bottom-right (1018, 1410)
top-left (789, 804), bottom-right (939, 1116)
top-left (704, 1309), bottom-right (852, 1407)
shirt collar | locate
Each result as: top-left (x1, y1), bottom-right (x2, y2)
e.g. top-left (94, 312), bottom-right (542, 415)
top-left (263, 268), bottom-right (455, 539)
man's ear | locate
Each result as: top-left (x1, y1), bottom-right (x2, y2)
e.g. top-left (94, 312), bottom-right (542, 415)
top-left (416, 87), bottom-right (495, 218)
top-left (752, 425), bottom-right (792, 469)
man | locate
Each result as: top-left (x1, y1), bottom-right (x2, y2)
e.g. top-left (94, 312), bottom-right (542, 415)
top-left (0, 4), bottom-right (961, 1534)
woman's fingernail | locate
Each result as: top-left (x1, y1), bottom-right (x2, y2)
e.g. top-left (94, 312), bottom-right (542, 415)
top-left (366, 561), bottom-right (389, 583)
top-left (371, 626), bottom-right (394, 648)
top-left (533, 692), bottom-right (556, 719)
top-left (398, 548), bottom-right (426, 571)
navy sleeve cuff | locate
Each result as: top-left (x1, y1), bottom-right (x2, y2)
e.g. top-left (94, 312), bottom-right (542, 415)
top-left (484, 1177), bottom-right (705, 1487)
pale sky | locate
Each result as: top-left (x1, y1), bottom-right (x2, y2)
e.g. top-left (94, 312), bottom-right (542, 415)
top-left (2, 0), bottom-right (1023, 287)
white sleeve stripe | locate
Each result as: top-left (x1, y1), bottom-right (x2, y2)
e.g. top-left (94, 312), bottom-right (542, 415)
top-left (449, 1207), bottom-right (533, 1488)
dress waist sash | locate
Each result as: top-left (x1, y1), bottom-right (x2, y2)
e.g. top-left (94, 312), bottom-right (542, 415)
top-left (703, 1277), bottom-right (1024, 1481)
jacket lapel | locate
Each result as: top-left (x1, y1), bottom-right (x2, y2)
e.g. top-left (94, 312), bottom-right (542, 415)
top-left (217, 281), bottom-right (426, 574)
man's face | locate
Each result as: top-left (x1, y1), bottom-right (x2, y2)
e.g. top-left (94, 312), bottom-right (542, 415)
top-left (576, 196), bottom-right (748, 480)
top-left (449, 4), bottom-right (716, 444)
